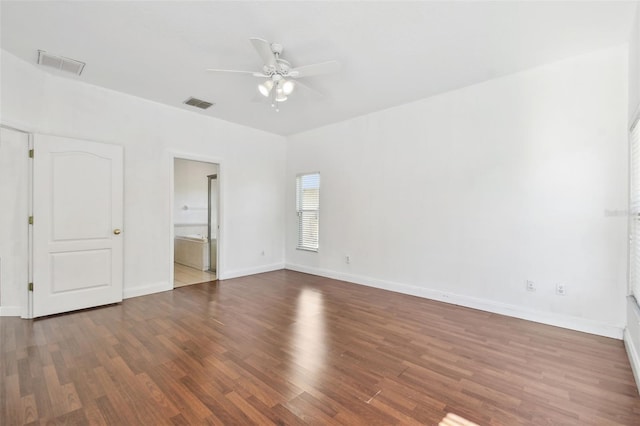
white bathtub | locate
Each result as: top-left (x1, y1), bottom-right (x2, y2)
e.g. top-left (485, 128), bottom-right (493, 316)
top-left (174, 235), bottom-right (209, 271)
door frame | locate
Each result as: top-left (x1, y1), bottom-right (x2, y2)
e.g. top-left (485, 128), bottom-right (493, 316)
top-left (0, 124), bottom-right (34, 318)
top-left (169, 152), bottom-right (223, 286)
top-left (207, 173), bottom-right (219, 273)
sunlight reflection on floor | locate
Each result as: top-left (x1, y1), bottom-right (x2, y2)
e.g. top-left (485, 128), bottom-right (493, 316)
top-left (292, 289), bottom-right (326, 381)
top-left (439, 412), bottom-right (480, 426)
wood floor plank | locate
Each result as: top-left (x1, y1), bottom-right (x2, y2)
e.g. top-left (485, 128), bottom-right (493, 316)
top-left (224, 391), bottom-right (276, 425)
top-left (145, 363), bottom-right (214, 424)
top-left (178, 375), bottom-right (238, 424)
top-left (135, 371), bottom-right (181, 418)
top-left (4, 374), bottom-right (21, 425)
top-left (94, 396), bottom-right (121, 425)
top-left (283, 391), bottom-right (337, 424)
top-left (2, 269), bottom-right (640, 425)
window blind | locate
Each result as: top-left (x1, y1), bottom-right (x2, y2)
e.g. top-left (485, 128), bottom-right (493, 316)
top-left (296, 173), bottom-right (320, 251)
top-left (630, 118), bottom-right (640, 300)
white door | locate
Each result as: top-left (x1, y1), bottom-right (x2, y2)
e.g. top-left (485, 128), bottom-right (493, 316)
top-left (33, 134), bottom-right (123, 317)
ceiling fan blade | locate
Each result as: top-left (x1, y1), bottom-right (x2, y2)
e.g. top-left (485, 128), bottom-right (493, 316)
top-left (294, 80), bottom-right (325, 99)
top-left (206, 69), bottom-right (269, 79)
top-left (249, 37), bottom-right (277, 68)
top-left (206, 68), bottom-right (258, 74)
top-left (289, 60), bottom-right (341, 78)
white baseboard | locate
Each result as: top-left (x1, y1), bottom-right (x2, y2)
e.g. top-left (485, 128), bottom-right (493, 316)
top-left (624, 327), bottom-right (640, 394)
top-left (123, 281), bottom-right (172, 299)
top-left (220, 263), bottom-right (285, 280)
top-left (0, 305), bottom-right (21, 316)
top-left (285, 263), bottom-right (624, 340)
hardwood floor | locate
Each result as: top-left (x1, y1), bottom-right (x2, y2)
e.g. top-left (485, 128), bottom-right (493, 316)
top-left (174, 262), bottom-right (216, 288)
top-left (2, 270), bottom-right (639, 425)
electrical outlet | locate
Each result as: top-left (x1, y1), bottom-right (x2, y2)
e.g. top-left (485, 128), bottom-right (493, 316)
top-left (556, 283), bottom-right (566, 296)
top-left (526, 280), bottom-right (536, 292)
top-left (345, 255), bottom-right (350, 264)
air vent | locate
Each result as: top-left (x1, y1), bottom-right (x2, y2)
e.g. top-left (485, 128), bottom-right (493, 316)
top-left (37, 50), bottom-right (85, 75)
top-left (184, 97), bottom-right (214, 110)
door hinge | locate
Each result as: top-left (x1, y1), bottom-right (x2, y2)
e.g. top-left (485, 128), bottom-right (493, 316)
top-left (28, 282), bottom-right (33, 292)
top-left (28, 216), bottom-right (33, 225)
top-left (28, 149), bottom-right (34, 158)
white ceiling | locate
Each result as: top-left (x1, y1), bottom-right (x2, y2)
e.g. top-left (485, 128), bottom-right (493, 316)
top-left (1, 1), bottom-right (637, 136)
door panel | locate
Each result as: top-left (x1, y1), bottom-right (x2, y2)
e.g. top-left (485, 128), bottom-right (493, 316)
top-left (52, 152), bottom-right (112, 240)
top-left (33, 134), bottom-right (123, 317)
top-left (51, 249), bottom-right (111, 293)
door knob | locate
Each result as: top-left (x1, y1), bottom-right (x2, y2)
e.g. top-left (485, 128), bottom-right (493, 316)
top-left (113, 229), bottom-right (121, 235)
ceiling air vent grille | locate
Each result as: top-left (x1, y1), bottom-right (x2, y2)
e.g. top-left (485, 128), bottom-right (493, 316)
top-left (37, 50), bottom-right (85, 75)
top-left (184, 97), bottom-right (214, 109)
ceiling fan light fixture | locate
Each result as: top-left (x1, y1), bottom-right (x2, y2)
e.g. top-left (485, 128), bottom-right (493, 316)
top-left (281, 79), bottom-right (295, 95)
top-left (206, 38), bottom-right (340, 111)
top-left (258, 80), bottom-right (273, 97)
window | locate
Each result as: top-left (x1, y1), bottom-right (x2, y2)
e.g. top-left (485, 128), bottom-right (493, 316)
top-left (296, 172), bottom-right (320, 251)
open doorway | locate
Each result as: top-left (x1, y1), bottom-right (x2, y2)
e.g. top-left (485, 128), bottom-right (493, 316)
top-left (173, 158), bottom-right (219, 287)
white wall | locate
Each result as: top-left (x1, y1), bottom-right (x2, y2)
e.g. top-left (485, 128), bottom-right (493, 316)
top-left (286, 45), bottom-right (629, 338)
top-left (0, 50), bottom-right (286, 308)
top-left (174, 159), bottom-right (217, 237)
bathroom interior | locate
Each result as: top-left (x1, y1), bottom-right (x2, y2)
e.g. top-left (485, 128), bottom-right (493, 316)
top-left (173, 158), bottom-right (219, 287)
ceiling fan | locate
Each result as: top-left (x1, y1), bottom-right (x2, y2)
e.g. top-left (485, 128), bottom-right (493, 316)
top-left (206, 38), bottom-right (341, 111)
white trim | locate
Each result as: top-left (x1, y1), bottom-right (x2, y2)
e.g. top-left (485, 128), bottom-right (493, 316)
top-left (629, 117), bottom-right (634, 298)
top-left (123, 281), bottom-right (172, 299)
top-left (631, 104), bottom-right (640, 132)
top-left (26, 132), bottom-right (33, 319)
top-left (630, 117), bottom-right (640, 299)
top-left (626, 296), bottom-right (640, 392)
top-left (0, 306), bottom-right (22, 316)
top-left (624, 327), bottom-right (640, 394)
top-left (285, 263), bottom-right (624, 339)
top-left (220, 263), bottom-right (284, 280)
top-left (0, 126), bottom-right (33, 318)
top-left (169, 151), bottom-right (224, 167)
